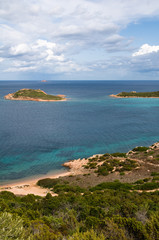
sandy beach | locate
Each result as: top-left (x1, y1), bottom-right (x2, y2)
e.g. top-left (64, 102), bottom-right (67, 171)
top-left (0, 157), bottom-right (88, 196)
top-left (0, 171), bottom-right (70, 196)
top-left (1, 142), bottom-right (159, 197)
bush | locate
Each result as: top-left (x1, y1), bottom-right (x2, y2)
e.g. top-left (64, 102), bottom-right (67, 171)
top-left (0, 212), bottom-right (32, 240)
top-left (90, 181), bottom-right (133, 191)
top-left (120, 172), bottom-right (125, 176)
top-left (68, 229), bottom-right (105, 240)
top-left (151, 172), bottom-right (159, 176)
top-left (132, 146), bottom-right (149, 152)
top-left (0, 191), bottom-right (16, 200)
top-left (135, 182), bottom-right (159, 190)
top-left (111, 152), bottom-right (126, 157)
top-left (134, 180), bottom-right (144, 185)
top-left (53, 184), bottom-right (85, 193)
top-left (37, 178), bottom-right (60, 188)
top-left (96, 166), bottom-right (109, 176)
top-left (152, 176), bottom-right (159, 181)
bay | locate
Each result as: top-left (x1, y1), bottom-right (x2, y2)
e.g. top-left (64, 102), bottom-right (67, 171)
top-left (0, 80), bottom-right (159, 183)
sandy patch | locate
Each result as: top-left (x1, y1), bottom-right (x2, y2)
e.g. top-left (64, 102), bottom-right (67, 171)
top-left (0, 171), bottom-right (70, 196)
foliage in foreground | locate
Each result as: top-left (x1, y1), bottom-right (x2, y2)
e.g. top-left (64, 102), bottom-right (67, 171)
top-left (0, 182), bottom-right (159, 240)
top-left (0, 212), bottom-right (32, 240)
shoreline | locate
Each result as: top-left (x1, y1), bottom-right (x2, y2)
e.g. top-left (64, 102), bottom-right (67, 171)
top-left (0, 170), bottom-right (70, 196)
top-left (0, 156), bottom-right (91, 196)
top-left (1, 142), bottom-right (159, 196)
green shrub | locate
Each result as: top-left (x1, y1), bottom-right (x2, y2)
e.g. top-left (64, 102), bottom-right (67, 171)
top-left (53, 184), bottom-right (84, 193)
top-left (120, 172), bottom-right (125, 176)
top-left (111, 152), bottom-right (126, 158)
top-left (132, 146), bottom-right (149, 152)
top-left (37, 178), bottom-right (60, 188)
top-left (0, 212), bottom-right (32, 240)
top-left (134, 180), bottom-right (144, 185)
top-left (96, 166), bottom-right (109, 176)
top-left (68, 229), bottom-right (105, 240)
top-left (113, 215), bottom-right (149, 240)
top-left (118, 159), bottom-right (137, 172)
top-left (90, 181), bottom-right (133, 191)
top-left (151, 172), bottom-right (159, 176)
top-left (152, 176), bottom-right (159, 181)
top-left (0, 191), bottom-right (16, 200)
top-left (88, 162), bottom-right (97, 169)
top-left (135, 182), bottom-right (159, 190)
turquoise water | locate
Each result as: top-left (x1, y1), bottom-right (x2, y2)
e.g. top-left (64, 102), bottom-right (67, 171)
top-left (1, 80), bottom-right (159, 183)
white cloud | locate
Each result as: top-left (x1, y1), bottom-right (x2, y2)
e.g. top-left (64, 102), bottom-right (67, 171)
top-left (132, 44), bottom-right (159, 57)
top-left (1, 1), bottom-right (159, 78)
top-left (4, 66), bottom-right (37, 72)
top-left (3, 39), bottom-right (65, 61)
top-left (9, 44), bottom-right (31, 56)
top-left (0, 24), bottom-right (27, 44)
top-left (0, 39), bottom-right (88, 73)
top-left (1, 0), bottom-right (159, 47)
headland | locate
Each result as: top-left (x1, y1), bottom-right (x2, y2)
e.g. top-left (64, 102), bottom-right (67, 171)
top-left (1, 141), bottom-right (159, 196)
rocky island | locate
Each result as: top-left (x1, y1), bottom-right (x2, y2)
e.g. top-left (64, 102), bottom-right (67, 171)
top-left (4, 88), bottom-right (66, 102)
top-left (110, 90), bottom-right (159, 98)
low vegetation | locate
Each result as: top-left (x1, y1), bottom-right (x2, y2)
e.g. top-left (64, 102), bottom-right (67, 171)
top-left (12, 89), bottom-right (63, 100)
top-left (1, 143), bottom-right (159, 239)
top-left (83, 154), bottom-right (138, 176)
top-left (0, 178), bottom-right (159, 239)
top-left (116, 91), bottom-right (159, 98)
top-left (132, 146), bottom-right (149, 152)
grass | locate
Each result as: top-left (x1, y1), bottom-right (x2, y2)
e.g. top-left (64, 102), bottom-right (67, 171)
top-left (13, 89), bottom-right (63, 100)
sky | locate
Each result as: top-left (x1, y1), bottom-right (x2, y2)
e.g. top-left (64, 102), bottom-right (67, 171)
top-left (0, 0), bottom-right (159, 80)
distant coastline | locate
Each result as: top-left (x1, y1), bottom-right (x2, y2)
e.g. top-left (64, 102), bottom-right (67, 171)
top-left (4, 88), bottom-right (67, 102)
top-left (110, 91), bottom-right (159, 98)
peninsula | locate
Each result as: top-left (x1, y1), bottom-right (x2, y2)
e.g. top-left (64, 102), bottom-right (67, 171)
top-left (110, 90), bottom-right (159, 98)
top-left (0, 142), bottom-right (159, 239)
top-left (4, 88), bottom-right (66, 102)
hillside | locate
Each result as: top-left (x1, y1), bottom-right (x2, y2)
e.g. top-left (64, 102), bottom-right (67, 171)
top-left (0, 142), bottom-right (159, 239)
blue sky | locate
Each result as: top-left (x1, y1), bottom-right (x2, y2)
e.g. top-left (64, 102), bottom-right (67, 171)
top-left (0, 0), bottom-right (159, 80)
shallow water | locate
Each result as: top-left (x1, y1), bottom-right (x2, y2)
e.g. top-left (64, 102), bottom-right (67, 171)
top-left (1, 80), bottom-right (159, 183)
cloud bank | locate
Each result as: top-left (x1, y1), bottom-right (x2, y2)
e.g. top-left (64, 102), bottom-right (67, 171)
top-left (0, 0), bottom-right (159, 79)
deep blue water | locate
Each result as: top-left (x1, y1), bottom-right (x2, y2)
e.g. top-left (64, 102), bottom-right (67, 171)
top-left (1, 80), bottom-right (159, 184)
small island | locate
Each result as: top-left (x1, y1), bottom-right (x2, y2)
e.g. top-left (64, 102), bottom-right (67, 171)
top-left (4, 89), bottom-right (66, 102)
top-left (110, 91), bottom-right (159, 98)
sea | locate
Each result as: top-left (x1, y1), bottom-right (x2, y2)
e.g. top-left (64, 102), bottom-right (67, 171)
top-left (1, 80), bottom-right (159, 184)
